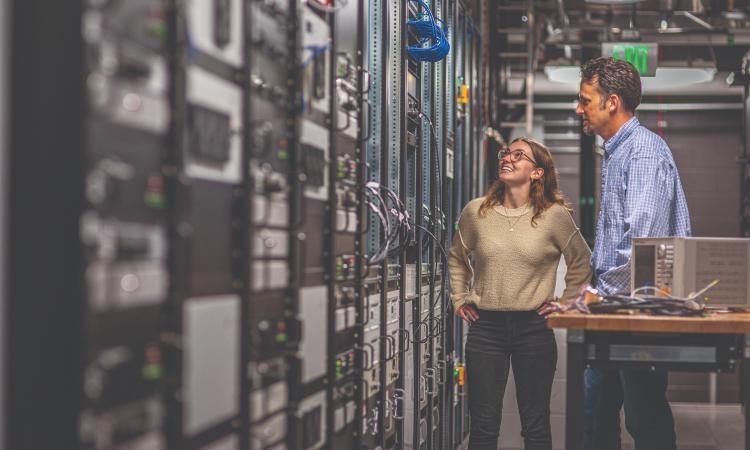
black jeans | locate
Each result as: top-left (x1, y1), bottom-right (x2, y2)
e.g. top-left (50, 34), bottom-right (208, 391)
top-left (465, 309), bottom-right (557, 450)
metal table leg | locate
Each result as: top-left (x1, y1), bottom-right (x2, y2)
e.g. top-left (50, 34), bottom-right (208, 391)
top-left (742, 337), bottom-right (750, 450)
top-left (566, 329), bottom-right (585, 450)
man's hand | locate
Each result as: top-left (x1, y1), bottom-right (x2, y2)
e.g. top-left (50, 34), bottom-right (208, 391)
top-left (456, 304), bottom-right (479, 322)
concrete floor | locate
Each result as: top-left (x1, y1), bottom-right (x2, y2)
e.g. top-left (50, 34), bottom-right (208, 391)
top-left (498, 403), bottom-right (745, 450)
top-left (623, 403), bottom-right (745, 450)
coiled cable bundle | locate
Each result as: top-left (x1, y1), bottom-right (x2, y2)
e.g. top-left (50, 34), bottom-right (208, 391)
top-left (406, 0), bottom-right (450, 63)
top-left (537, 280), bottom-right (721, 317)
top-left (364, 181), bottom-right (412, 265)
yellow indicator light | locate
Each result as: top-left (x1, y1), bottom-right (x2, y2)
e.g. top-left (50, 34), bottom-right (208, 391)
top-left (457, 84), bottom-right (469, 104)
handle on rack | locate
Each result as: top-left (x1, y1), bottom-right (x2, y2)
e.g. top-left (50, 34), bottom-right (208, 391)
top-left (392, 388), bottom-right (405, 420)
top-left (357, 98), bottom-right (372, 143)
top-left (436, 360), bottom-right (446, 385)
top-left (358, 342), bottom-right (375, 370)
top-left (425, 368), bottom-right (436, 395)
top-left (399, 328), bottom-right (411, 353)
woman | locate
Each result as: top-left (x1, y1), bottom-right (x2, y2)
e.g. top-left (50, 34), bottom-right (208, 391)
top-left (447, 137), bottom-right (592, 450)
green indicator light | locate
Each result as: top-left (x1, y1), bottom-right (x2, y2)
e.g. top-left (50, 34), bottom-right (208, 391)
top-left (453, 223), bottom-right (459, 231)
top-left (150, 22), bottom-right (168, 40)
top-left (275, 333), bottom-right (288, 343)
top-left (142, 364), bottom-right (163, 381)
top-left (579, 196), bottom-right (597, 206)
top-left (278, 150), bottom-right (289, 161)
top-left (144, 192), bottom-right (165, 209)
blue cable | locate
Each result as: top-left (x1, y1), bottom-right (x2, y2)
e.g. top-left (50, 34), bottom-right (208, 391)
top-left (301, 43), bottom-right (330, 69)
top-left (406, 0), bottom-right (450, 62)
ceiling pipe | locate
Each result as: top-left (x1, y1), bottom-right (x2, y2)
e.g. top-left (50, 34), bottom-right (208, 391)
top-left (557, 0), bottom-right (570, 28)
top-left (555, 0), bottom-right (574, 59)
top-left (660, 0), bottom-right (673, 30)
top-left (679, 10), bottom-right (715, 29)
top-left (624, 2), bottom-right (640, 38)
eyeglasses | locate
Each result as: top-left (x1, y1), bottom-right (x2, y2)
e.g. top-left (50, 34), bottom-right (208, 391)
top-left (498, 149), bottom-right (537, 166)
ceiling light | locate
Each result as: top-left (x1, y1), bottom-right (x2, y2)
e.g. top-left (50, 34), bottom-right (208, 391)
top-left (543, 66), bottom-right (582, 84)
top-left (544, 66), bottom-right (717, 89)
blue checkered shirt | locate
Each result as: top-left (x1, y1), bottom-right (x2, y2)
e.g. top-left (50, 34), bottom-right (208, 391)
top-left (592, 117), bottom-right (691, 295)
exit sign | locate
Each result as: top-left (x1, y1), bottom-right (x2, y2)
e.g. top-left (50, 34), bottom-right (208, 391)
top-left (602, 43), bottom-right (658, 77)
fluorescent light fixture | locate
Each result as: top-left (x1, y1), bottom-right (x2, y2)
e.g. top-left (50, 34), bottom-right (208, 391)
top-left (544, 66), bottom-right (717, 89)
top-left (543, 66), bottom-right (582, 84)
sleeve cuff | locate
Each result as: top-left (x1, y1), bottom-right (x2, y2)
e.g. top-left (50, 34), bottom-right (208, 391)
top-left (451, 291), bottom-right (480, 310)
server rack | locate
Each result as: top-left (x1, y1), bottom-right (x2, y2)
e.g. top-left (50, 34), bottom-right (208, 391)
top-left (4, 1), bottom-right (488, 449)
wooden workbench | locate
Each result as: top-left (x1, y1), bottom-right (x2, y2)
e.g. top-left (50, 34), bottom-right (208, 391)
top-left (547, 312), bottom-right (750, 450)
top-left (548, 311), bottom-right (750, 334)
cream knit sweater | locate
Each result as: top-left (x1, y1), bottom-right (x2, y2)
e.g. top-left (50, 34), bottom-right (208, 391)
top-left (448, 198), bottom-right (593, 311)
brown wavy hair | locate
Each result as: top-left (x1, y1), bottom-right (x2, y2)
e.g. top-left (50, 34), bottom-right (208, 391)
top-left (478, 137), bottom-right (569, 225)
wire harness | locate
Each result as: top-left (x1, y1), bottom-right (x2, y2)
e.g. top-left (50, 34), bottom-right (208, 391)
top-left (541, 280), bottom-right (721, 317)
top-left (406, 0), bottom-right (450, 62)
top-left (364, 181), bottom-right (412, 265)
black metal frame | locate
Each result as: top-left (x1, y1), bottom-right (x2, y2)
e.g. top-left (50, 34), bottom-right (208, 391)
top-left (565, 329), bottom-right (750, 450)
top-left (7, 0), bottom-right (86, 448)
top-left (578, 30), bottom-right (600, 245)
top-left (741, 53), bottom-right (750, 237)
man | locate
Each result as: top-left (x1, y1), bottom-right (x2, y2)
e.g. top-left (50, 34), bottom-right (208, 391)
top-left (576, 57), bottom-right (691, 450)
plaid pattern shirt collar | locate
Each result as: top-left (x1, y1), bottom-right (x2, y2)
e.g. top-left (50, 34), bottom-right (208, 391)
top-left (603, 116), bottom-right (639, 157)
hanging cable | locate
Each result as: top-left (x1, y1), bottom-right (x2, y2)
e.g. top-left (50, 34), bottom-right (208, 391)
top-left (363, 182), bottom-right (413, 265)
top-left (414, 108), bottom-right (449, 311)
top-left (406, 0), bottom-right (450, 62)
top-left (541, 280), bottom-right (722, 317)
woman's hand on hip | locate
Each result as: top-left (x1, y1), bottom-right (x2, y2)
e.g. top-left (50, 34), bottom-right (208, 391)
top-left (536, 297), bottom-right (563, 317)
top-left (456, 304), bottom-right (479, 322)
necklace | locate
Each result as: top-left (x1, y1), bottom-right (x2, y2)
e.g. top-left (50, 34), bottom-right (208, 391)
top-left (500, 204), bottom-right (529, 232)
